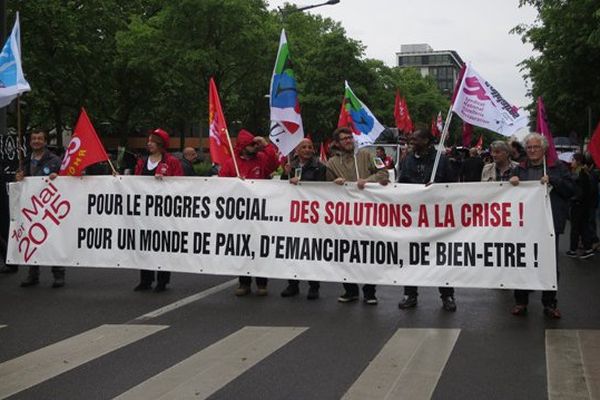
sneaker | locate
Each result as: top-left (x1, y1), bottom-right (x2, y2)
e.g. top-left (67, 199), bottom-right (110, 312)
top-left (511, 304), bottom-right (527, 316)
top-left (364, 295), bottom-right (378, 305)
top-left (543, 306), bottom-right (561, 319)
top-left (280, 285), bottom-right (299, 298)
top-left (256, 286), bottom-right (268, 296)
top-left (579, 249), bottom-right (595, 260)
top-left (235, 285), bottom-right (251, 297)
top-left (134, 283), bottom-right (152, 291)
top-left (154, 283), bottom-right (167, 292)
top-left (307, 287), bottom-right (319, 300)
top-left (20, 277), bottom-right (39, 287)
top-left (52, 278), bottom-right (65, 288)
top-left (337, 292), bottom-right (359, 303)
top-left (441, 296), bottom-right (457, 312)
top-left (398, 295), bottom-right (418, 309)
top-left (565, 250), bottom-right (578, 258)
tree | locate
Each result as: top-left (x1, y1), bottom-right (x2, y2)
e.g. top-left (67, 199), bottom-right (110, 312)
top-left (513, 0), bottom-right (600, 138)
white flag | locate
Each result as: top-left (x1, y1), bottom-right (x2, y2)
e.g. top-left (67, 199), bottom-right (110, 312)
top-left (452, 63), bottom-right (528, 137)
top-left (0, 13), bottom-right (31, 108)
top-left (269, 29), bottom-right (304, 156)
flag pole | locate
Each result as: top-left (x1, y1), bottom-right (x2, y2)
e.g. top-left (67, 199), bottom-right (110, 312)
top-left (428, 104), bottom-right (454, 183)
top-left (16, 95), bottom-right (23, 171)
top-left (106, 156), bottom-right (118, 176)
top-left (224, 128), bottom-right (240, 178)
top-left (353, 152), bottom-right (360, 181)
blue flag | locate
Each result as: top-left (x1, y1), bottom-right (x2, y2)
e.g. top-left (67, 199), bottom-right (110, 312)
top-left (0, 13), bottom-right (31, 108)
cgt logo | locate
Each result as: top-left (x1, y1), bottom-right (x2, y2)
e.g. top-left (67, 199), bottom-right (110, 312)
top-left (463, 76), bottom-right (491, 102)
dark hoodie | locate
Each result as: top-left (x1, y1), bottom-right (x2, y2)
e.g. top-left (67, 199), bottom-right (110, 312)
top-left (219, 129), bottom-right (279, 179)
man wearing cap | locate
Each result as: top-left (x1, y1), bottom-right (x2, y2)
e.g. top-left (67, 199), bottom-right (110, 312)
top-left (219, 129), bottom-right (280, 296)
top-left (133, 128), bottom-right (183, 292)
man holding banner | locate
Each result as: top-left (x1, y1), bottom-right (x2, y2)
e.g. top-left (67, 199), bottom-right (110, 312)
top-left (398, 127), bottom-right (457, 312)
top-left (509, 132), bottom-right (573, 318)
top-left (16, 129), bottom-right (65, 288)
top-left (326, 127), bottom-right (389, 304)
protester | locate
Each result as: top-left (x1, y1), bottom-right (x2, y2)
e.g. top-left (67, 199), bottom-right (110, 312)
top-left (181, 147), bottom-right (198, 176)
top-left (510, 140), bottom-right (527, 163)
top-left (509, 132), bottom-right (574, 318)
top-left (375, 146), bottom-right (394, 170)
top-left (326, 127), bottom-right (389, 305)
top-left (481, 141), bottom-right (518, 182)
top-left (397, 127), bottom-right (457, 312)
top-left (219, 129), bottom-right (279, 296)
top-left (460, 147), bottom-right (484, 182)
top-left (133, 128), bottom-right (183, 292)
top-left (15, 129), bottom-right (65, 288)
top-left (566, 153), bottom-right (595, 259)
top-left (280, 138), bottom-right (326, 300)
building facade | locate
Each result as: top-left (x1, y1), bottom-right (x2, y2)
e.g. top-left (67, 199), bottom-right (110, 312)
top-left (396, 44), bottom-right (464, 94)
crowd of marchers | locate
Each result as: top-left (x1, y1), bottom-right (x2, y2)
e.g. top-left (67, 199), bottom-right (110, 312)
top-left (2, 123), bottom-right (599, 321)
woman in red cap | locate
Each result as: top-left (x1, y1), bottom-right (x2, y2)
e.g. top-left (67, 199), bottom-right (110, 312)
top-left (133, 128), bottom-right (184, 292)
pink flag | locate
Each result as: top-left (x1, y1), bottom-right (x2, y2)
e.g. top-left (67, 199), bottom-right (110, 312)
top-left (536, 96), bottom-right (558, 167)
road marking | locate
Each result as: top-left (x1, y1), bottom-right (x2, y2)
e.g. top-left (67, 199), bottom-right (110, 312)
top-left (113, 326), bottom-right (308, 400)
top-left (0, 325), bottom-right (5, 330)
top-left (0, 324), bottom-right (168, 400)
top-left (342, 328), bottom-right (460, 400)
top-left (547, 329), bottom-right (600, 400)
top-left (132, 279), bottom-right (238, 322)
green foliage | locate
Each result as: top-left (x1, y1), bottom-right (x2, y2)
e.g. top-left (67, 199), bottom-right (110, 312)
top-left (514, 0), bottom-right (600, 138)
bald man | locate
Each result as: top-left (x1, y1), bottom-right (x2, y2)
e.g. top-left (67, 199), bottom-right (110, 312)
top-left (181, 147), bottom-right (198, 176)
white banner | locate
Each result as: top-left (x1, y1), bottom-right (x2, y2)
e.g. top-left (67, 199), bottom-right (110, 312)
top-left (452, 63), bottom-right (529, 137)
top-left (7, 176), bottom-right (556, 290)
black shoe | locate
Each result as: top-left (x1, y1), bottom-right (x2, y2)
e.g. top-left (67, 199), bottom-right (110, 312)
top-left (337, 292), bottom-right (359, 303)
top-left (543, 305), bottom-right (561, 319)
top-left (0, 265), bottom-right (18, 274)
top-left (364, 295), bottom-right (378, 305)
top-left (281, 285), bottom-right (300, 297)
top-left (307, 287), bottom-right (319, 300)
top-left (565, 250), bottom-right (578, 258)
top-left (398, 295), bottom-right (418, 309)
top-left (52, 278), bottom-right (65, 288)
top-left (20, 277), bottom-right (39, 287)
top-left (134, 283), bottom-right (152, 291)
top-left (441, 296), bottom-right (457, 312)
top-left (154, 283), bottom-right (167, 292)
top-left (579, 249), bottom-right (595, 260)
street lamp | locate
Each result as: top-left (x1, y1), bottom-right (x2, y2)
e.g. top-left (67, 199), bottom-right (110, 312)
top-left (280, 0), bottom-right (341, 16)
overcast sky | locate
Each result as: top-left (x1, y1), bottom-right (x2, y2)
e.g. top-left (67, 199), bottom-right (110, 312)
top-left (267, 0), bottom-right (539, 109)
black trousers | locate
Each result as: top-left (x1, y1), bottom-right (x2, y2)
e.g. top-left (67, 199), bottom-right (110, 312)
top-left (570, 206), bottom-right (592, 250)
top-left (239, 276), bottom-right (268, 287)
top-left (404, 286), bottom-right (454, 297)
top-left (140, 270), bottom-right (170, 285)
top-left (514, 235), bottom-right (560, 307)
top-left (287, 280), bottom-right (320, 289)
top-left (343, 283), bottom-right (375, 297)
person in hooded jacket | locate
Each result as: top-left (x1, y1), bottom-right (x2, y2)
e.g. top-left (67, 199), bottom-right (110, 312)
top-left (133, 128), bottom-right (183, 292)
top-left (219, 129), bottom-right (280, 296)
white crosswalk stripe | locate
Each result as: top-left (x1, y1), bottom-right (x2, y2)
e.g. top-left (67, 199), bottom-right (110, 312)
top-left (113, 326), bottom-right (308, 400)
top-left (0, 325), bottom-right (5, 330)
top-left (0, 324), bottom-right (168, 400)
top-left (546, 329), bottom-right (600, 400)
top-left (342, 328), bottom-right (461, 400)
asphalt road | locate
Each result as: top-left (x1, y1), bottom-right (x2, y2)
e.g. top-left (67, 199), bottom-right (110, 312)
top-left (0, 236), bottom-right (599, 400)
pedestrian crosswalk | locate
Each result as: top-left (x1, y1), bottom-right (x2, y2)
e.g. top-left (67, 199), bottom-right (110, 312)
top-left (0, 325), bottom-right (599, 400)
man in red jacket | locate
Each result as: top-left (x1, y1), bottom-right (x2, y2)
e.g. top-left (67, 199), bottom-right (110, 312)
top-left (219, 129), bottom-right (280, 296)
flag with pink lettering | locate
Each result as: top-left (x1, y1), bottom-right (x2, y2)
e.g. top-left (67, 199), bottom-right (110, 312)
top-left (451, 63), bottom-right (528, 136)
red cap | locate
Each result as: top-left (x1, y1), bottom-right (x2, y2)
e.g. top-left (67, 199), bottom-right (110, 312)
top-left (150, 128), bottom-right (170, 149)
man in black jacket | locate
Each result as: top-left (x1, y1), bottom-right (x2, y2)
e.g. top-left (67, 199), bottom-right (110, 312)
top-left (280, 138), bottom-right (326, 300)
top-left (16, 129), bottom-right (65, 288)
top-left (397, 127), bottom-right (457, 312)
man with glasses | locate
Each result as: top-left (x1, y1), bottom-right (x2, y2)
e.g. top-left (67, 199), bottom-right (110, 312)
top-left (326, 127), bottom-right (389, 305)
top-left (509, 132), bottom-right (574, 318)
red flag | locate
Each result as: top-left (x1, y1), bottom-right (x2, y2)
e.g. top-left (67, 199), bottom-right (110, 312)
top-left (589, 122), bottom-right (600, 169)
top-left (462, 122), bottom-right (473, 147)
top-left (403, 97), bottom-right (414, 133)
top-left (319, 142), bottom-right (327, 162)
top-left (209, 78), bottom-right (231, 165)
top-left (536, 96), bottom-right (558, 167)
top-left (394, 90), bottom-right (406, 131)
top-left (431, 117), bottom-right (440, 137)
top-left (59, 108), bottom-right (109, 176)
top-left (450, 64), bottom-right (467, 104)
top-left (475, 134), bottom-right (483, 150)
top-left (436, 111), bottom-right (443, 132)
